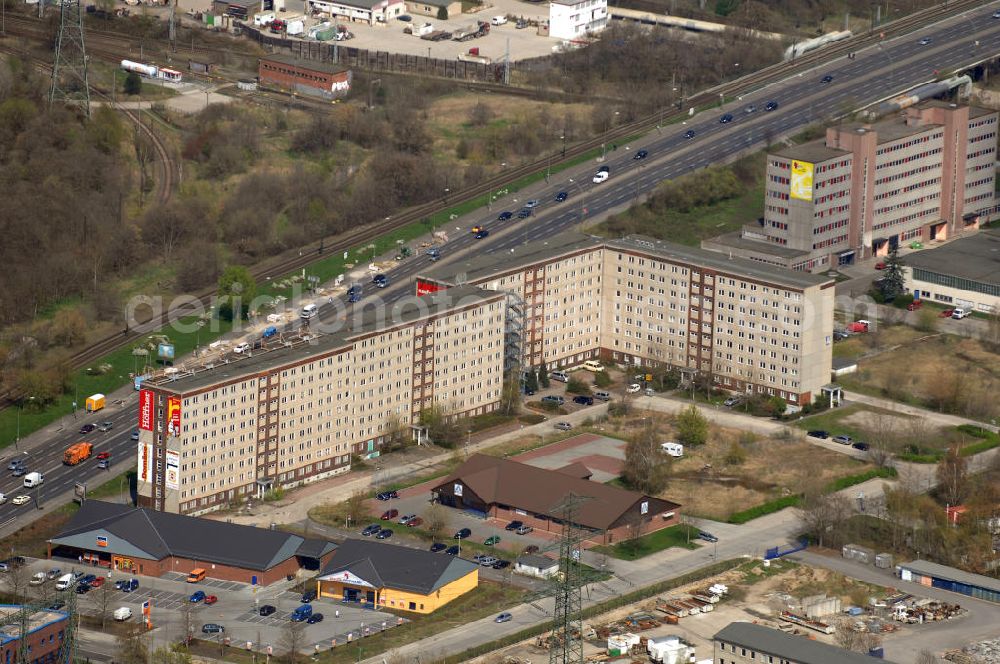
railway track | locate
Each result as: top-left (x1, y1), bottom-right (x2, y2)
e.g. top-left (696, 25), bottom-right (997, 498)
top-left (0, 0), bottom-right (989, 411)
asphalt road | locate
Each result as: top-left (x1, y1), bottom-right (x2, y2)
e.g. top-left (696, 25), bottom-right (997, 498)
top-left (4, 2), bottom-right (1000, 556)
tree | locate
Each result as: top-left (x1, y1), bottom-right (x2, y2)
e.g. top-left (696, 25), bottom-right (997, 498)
top-left (594, 370), bottom-right (612, 388)
top-left (281, 621), bottom-right (306, 664)
top-left (524, 370), bottom-right (539, 393)
top-left (436, 5), bottom-right (448, 19)
top-left (914, 305), bottom-right (939, 333)
top-left (381, 414), bottom-right (411, 452)
top-left (117, 624), bottom-right (149, 664)
top-left (91, 576), bottom-right (115, 628)
top-left (424, 503), bottom-right (448, 539)
top-left (2, 564), bottom-right (31, 602)
top-left (419, 404), bottom-right (462, 448)
top-left (566, 377), bottom-right (590, 395)
top-left (723, 440), bottom-right (747, 465)
top-left (798, 492), bottom-right (852, 548)
top-left (498, 372), bottom-right (521, 415)
top-left (878, 246), bottom-right (905, 302)
top-left (151, 647), bottom-right (193, 664)
top-left (621, 424), bottom-right (670, 494)
top-left (862, 415), bottom-right (899, 469)
top-left (124, 71), bottom-right (142, 95)
top-left (936, 444), bottom-right (968, 507)
top-left (538, 362), bottom-right (550, 388)
top-left (345, 490), bottom-right (367, 528)
top-left (217, 265), bottom-right (258, 321)
top-left (675, 405), bottom-right (708, 446)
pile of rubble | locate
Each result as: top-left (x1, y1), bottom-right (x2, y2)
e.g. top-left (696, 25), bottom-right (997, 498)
top-left (944, 636), bottom-right (1000, 663)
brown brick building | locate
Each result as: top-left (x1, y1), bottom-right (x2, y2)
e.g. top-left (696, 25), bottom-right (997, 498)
top-left (48, 501), bottom-right (336, 586)
top-left (258, 54), bottom-right (352, 99)
top-left (431, 454), bottom-right (681, 546)
top-left (0, 605), bottom-right (69, 664)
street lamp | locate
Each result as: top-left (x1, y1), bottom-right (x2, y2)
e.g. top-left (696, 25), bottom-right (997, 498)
top-left (15, 397), bottom-right (35, 450)
top-left (488, 162), bottom-right (506, 210)
top-left (465, 429), bottom-right (471, 458)
top-left (561, 134), bottom-right (566, 158)
top-left (601, 111), bottom-right (619, 161)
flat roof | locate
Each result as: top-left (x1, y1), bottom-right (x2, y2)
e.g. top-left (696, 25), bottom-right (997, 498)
top-left (702, 230), bottom-right (811, 260)
top-left (899, 559), bottom-right (1000, 594)
top-left (715, 622), bottom-right (897, 664)
top-left (150, 285), bottom-right (500, 395)
top-left (772, 140), bottom-right (849, 163)
top-left (0, 606), bottom-right (68, 646)
top-left (905, 229), bottom-right (1000, 286)
top-left (260, 53), bottom-right (350, 74)
top-left (420, 232), bottom-right (828, 291)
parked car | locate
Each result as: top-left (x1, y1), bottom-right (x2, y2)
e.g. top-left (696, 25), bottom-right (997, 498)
top-left (497, 211), bottom-right (513, 221)
top-left (406, 517), bottom-right (423, 527)
top-left (541, 395), bottom-right (565, 405)
top-left (554, 422), bottom-right (572, 431)
top-left (80, 574), bottom-right (96, 585)
top-left (952, 308), bottom-right (970, 319)
top-left (833, 330), bottom-right (850, 341)
top-left (626, 383), bottom-right (641, 394)
top-left (259, 605), bottom-right (276, 617)
top-left (698, 531), bottom-right (719, 543)
top-left (492, 560), bottom-right (511, 570)
top-left (190, 591), bottom-right (206, 603)
top-left (302, 589), bottom-right (317, 603)
top-left (376, 529), bottom-right (393, 540)
top-left (555, 191), bottom-right (568, 202)
top-left (572, 395), bottom-right (594, 406)
top-left (362, 524), bottom-right (382, 536)
top-left (381, 509), bottom-right (399, 520)
top-left (46, 568), bottom-right (62, 580)
top-left (204, 595), bottom-right (218, 605)
top-left (485, 536), bottom-right (501, 546)
top-left (75, 584), bottom-right (92, 595)
top-left (495, 612), bottom-right (513, 623)
top-left (723, 396), bottom-right (742, 407)
top-left (940, 309), bottom-right (955, 318)
top-left (375, 490), bottom-right (399, 501)
top-left (832, 435), bottom-right (853, 445)
top-left (91, 577), bottom-right (105, 588)
top-left (307, 613), bottom-right (324, 624)
top-left (430, 542), bottom-right (447, 553)
top-left (852, 442), bottom-right (870, 451)
top-left (445, 545), bottom-right (460, 555)
top-left (907, 300), bottom-right (923, 311)
top-left (454, 528), bottom-right (472, 539)
top-left (202, 624), bottom-right (225, 634)
top-left (874, 261), bottom-right (887, 270)
top-left (233, 342), bottom-right (250, 354)
top-left (479, 556), bottom-right (499, 566)
top-left (398, 514), bottom-right (417, 525)
top-left (505, 520), bottom-right (523, 531)
top-left (808, 430), bottom-right (829, 439)
top-left (515, 525), bottom-right (533, 535)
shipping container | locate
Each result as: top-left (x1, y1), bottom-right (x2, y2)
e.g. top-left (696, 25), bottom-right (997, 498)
top-left (876, 553), bottom-right (893, 569)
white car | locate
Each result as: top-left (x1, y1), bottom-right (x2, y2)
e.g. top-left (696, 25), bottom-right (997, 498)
top-left (951, 308), bottom-right (969, 319)
top-left (0, 493), bottom-right (6, 505)
top-left (592, 171), bottom-right (609, 184)
top-left (12, 496), bottom-right (30, 506)
top-left (233, 342), bottom-right (251, 354)
top-left (626, 383), bottom-right (641, 394)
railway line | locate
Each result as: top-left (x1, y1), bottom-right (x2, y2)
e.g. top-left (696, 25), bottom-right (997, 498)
top-left (0, 0), bottom-right (990, 412)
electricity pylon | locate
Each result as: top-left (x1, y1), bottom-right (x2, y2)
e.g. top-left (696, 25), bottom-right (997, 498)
top-left (49, 0), bottom-right (91, 117)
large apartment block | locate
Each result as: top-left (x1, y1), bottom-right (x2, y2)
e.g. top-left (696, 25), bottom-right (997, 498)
top-left (703, 101), bottom-right (997, 272)
top-left (417, 233), bottom-right (833, 406)
top-left (136, 286), bottom-right (506, 515)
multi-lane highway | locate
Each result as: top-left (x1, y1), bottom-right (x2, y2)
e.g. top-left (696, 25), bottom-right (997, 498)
top-left (4, 2), bottom-right (1000, 540)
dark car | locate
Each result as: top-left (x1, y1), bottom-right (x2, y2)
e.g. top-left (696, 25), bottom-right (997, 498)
top-left (307, 613), bottom-right (324, 624)
top-left (376, 490), bottom-right (399, 501)
top-left (348, 285), bottom-right (362, 303)
top-left (633, 149), bottom-right (648, 160)
top-left (454, 528), bottom-right (471, 539)
top-left (79, 424), bottom-right (96, 435)
top-left (259, 605), bottom-right (276, 617)
top-left (821, 74), bottom-right (834, 83)
top-left (381, 509), bottom-right (399, 520)
top-left (445, 545), bottom-right (460, 555)
top-left (190, 591), bottom-right (206, 603)
top-left (683, 129), bottom-right (695, 139)
top-left (765, 100), bottom-right (778, 111)
top-left (362, 523), bottom-right (382, 536)
top-left (517, 208), bottom-right (532, 219)
top-left (7, 459), bottom-right (25, 471)
top-left (853, 441), bottom-right (870, 451)
top-left (372, 274), bottom-right (388, 288)
top-left (397, 14), bottom-right (411, 21)
top-left (572, 395), bottom-right (594, 406)
top-left (80, 574), bottom-right (97, 585)
top-left (11, 466), bottom-right (26, 477)
top-left (202, 624), bottom-right (225, 634)
top-left (698, 531), bottom-right (719, 543)
top-left (47, 601), bottom-right (66, 611)
top-left (75, 584), bottom-right (91, 594)
top-left (720, 113), bottom-right (733, 124)
top-left (475, 229), bottom-right (490, 239)
top-left (918, 36), bottom-right (931, 45)
top-left (555, 192), bottom-right (568, 202)
top-left (505, 520), bottom-right (523, 531)
top-left (376, 529), bottom-right (393, 540)
top-left (492, 560), bottom-right (511, 570)
top-left (808, 430), bottom-right (829, 439)
top-left (302, 589), bottom-right (317, 603)
top-left (430, 542), bottom-right (447, 552)
top-left (498, 211), bottom-right (513, 221)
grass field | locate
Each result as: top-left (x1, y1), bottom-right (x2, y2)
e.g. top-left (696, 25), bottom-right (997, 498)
top-left (591, 524), bottom-right (699, 560)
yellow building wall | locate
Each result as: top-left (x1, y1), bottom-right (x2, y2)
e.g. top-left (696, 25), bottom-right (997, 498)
top-left (318, 569), bottom-right (478, 614)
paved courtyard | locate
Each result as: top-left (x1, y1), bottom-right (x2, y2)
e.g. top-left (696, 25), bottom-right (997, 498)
top-left (512, 432), bottom-right (626, 483)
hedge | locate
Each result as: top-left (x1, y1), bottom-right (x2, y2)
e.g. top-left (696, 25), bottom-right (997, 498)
top-left (824, 467), bottom-right (897, 492)
top-left (727, 495), bottom-right (802, 524)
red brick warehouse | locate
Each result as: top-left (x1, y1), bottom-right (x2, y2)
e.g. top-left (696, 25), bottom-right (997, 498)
top-left (258, 54), bottom-right (353, 100)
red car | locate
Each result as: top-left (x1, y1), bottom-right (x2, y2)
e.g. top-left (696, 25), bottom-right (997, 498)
top-left (874, 262), bottom-right (887, 270)
top-left (96, 452), bottom-right (111, 461)
top-left (406, 517), bottom-right (423, 527)
top-left (90, 577), bottom-right (105, 588)
top-left (204, 595), bottom-right (218, 605)
top-left (939, 309), bottom-right (954, 318)
top-left (381, 509), bottom-right (399, 520)
top-left (907, 300), bottom-right (923, 311)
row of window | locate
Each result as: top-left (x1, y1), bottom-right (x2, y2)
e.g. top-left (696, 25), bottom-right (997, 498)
top-left (876, 132), bottom-right (940, 157)
top-left (875, 147), bottom-right (942, 170)
top-left (813, 234), bottom-right (849, 250)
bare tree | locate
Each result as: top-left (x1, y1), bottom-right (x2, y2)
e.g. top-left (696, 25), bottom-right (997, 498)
top-left (915, 650), bottom-right (939, 664)
top-left (345, 490), bottom-right (368, 528)
top-left (178, 601), bottom-right (195, 646)
top-left (798, 492), bottom-right (853, 548)
top-left (424, 503), bottom-right (448, 540)
top-left (862, 415), bottom-right (898, 468)
top-left (90, 577), bottom-right (115, 628)
top-left (281, 621), bottom-right (306, 664)
top-left (621, 423), bottom-right (671, 494)
top-left (936, 445), bottom-right (968, 507)
top-left (3, 564), bottom-right (32, 603)
top-left (117, 624), bottom-right (150, 664)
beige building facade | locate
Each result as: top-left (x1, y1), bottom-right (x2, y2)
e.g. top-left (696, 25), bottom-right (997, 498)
top-left (137, 287), bottom-right (506, 515)
top-left (418, 234), bottom-right (833, 406)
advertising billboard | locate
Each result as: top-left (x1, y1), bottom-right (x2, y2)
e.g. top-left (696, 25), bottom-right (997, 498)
top-left (416, 280), bottom-right (444, 297)
top-left (138, 389), bottom-right (154, 431)
top-left (165, 450), bottom-right (180, 490)
top-left (167, 397), bottom-right (181, 437)
top-left (157, 343), bottom-right (175, 360)
top-left (137, 443), bottom-right (153, 483)
top-left (790, 160), bottom-right (814, 201)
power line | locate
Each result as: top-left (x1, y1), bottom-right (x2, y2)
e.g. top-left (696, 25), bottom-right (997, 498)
top-left (50, 0), bottom-right (91, 117)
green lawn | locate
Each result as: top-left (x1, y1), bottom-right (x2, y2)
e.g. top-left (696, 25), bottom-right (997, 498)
top-left (793, 403), bottom-right (904, 441)
top-left (591, 524), bottom-right (699, 560)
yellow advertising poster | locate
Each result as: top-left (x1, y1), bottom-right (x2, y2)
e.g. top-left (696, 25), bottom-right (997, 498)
top-left (790, 160), bottom-right (814, 201)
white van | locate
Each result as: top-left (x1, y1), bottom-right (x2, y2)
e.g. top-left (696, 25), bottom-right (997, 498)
top-left (951, 307), bottom-right (969, 319)
top-left (114, 607), bottom-right (133, 621)
top-left (550, 370), bottom-right (569, 383)
top-left (55, 574), bottom-right (74, 591)
top-left (491, 15), bottom-right (507, 25)
top-left (582, 360), bottom-right (603, 372)
top-left (23, 472), bottom-right (43, 488)
top-left (661, 442), bottom-right (684, 458)
top-left (300, 303), bottom-right (319, 320)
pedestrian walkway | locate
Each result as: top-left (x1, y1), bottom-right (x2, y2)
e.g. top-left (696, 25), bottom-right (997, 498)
top-left (844, 390), bottom-right (998, 432)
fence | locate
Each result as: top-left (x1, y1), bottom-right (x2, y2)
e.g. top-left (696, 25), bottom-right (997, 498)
top-left (239, 22), bottom-right (515, 82)
top-left (764, 539), bottom-right (808, 560)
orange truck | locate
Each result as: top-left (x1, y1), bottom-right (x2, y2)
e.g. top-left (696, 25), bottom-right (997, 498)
top-left (64, 442), bottom-right (94, 465)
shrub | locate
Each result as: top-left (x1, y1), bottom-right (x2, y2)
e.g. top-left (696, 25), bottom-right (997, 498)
top-left (824, 467), bottom-right (897, 492)
top-left (566, 377), bottom-right (591, 395)
top-left (727, 495), bottom-right (802, 524)
top-left (436, 6), bottom-right (448, 19)
top-left (594, 371), bottom-right (612, 388)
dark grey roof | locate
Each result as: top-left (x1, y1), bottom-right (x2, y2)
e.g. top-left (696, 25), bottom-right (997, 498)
top-left (148, 285), bottom-right (502, 395)
top-left (905, 229), bottom-right (1000, 287)
top-left (296, 538), bottom-right (338, 559)
top-left (50, 501), bottom-right (335, 571)
top-left (714, 622), bottom-right (898, 664)
top-left (899, 559), bottom-right (1000, 594)
top-left (317, 539), bottom-right (478, 594)
top-left (516, 554), bottom-right (558, 569)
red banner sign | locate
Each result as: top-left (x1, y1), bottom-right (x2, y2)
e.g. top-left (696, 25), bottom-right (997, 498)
top-left (167, 396), bottom-right (181, 437)
top-left (138, 389), bottom-right (154, 431)
top-left (416, 280), bottom-right (444, 297)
